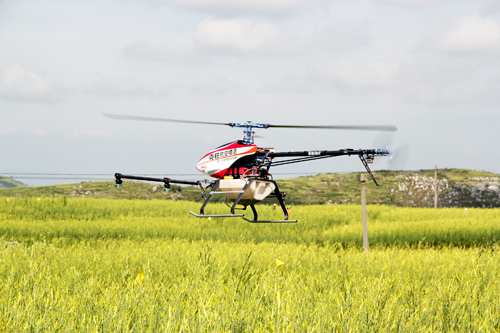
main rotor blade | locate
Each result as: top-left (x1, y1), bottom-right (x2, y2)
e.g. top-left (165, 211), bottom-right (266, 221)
top-left (267, 124), bottom-right (397, 131)
top-left (103, 113), bottom-right (231, 127)
top-left (103, 113), bottom-right (397, 131)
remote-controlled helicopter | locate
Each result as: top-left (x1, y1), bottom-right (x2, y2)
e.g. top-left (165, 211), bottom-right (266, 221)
top-left (104, 114), bottom-right (396, 223)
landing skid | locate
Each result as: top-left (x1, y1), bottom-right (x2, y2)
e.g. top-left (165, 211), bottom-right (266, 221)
top-left (240, 204), bottom-right (297, 223)
top-left (189, 211), bottom-right (244, 218)
top-left (242, 218), bottom-right (297, 223)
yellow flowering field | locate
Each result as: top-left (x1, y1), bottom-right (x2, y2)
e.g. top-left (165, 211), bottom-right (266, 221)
top-left (1, 197), bottom-right (500, 331)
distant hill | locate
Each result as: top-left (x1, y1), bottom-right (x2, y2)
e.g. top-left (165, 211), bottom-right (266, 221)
top-left (279, 169), bottom-right (500, 208)
top-left (1, 169), bottom-right (499, 208)
top-left (0, 176), bottom-right (27, 190)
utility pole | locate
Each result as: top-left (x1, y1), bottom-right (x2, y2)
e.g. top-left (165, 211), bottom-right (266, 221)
top-left (434, 165), bottom-right (438, 210)
top-left (360, 174), bottom-right (369, 252)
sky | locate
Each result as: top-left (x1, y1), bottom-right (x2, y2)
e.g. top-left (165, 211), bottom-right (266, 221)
top-left (1, 0), bottom-right (499, 186)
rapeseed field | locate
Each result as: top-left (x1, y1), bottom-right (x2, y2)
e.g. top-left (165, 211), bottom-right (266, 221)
top-left (1, 197), bottom-right (499, 331)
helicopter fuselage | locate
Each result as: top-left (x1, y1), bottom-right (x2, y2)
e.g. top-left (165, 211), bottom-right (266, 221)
top-left (195, 141), bottom-right (261, 178)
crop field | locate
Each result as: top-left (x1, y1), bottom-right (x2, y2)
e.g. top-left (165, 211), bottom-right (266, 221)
top-left (1, 197), bottom-right (500, 331)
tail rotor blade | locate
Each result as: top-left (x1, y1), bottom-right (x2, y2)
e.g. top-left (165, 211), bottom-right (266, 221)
top-left (388, 143), bottom-right (410, 170)
top-left (370, 132), bottom-right (408, 170)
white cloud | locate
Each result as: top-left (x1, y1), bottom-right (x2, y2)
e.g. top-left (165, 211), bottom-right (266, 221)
top-left (439, 16), bottom-right (500, 53)
top-left (191, 76), bottom-right (241, 95)
top-left (127, 21), bottom-right (367, 59)
top-left (306, 23), bottom-right (370, 53)
top-left (129, 0), bottom-right (327, 15)
top-left (0, 128), bottom-right (46, 136)
top-left (123, 38), bottom-right (183, 62)
top-left (0, 61), bottom-right (61, 102)
top-left (259, 73), bottom-right (321, 94)
top-left (260, 58), bottom-right (400, 94)
top-left (403, 80), bottom-right (500, 106)
top-left (374, 0), bottom-right (445, 5)
top-left (85, 78), bottom-right (148, 98)
top-left (398, 58), bottom-right (500, 106)
top-left (404, 84), bottom-right (472, 105)
top-left (476, 0), bottom-right (500, 13)
top-left (194, 18), bottom-right (286, 54)
top-left (308, 58), bottom-right (399, 89)
top-left (62, 130), bottom-right (111, 138)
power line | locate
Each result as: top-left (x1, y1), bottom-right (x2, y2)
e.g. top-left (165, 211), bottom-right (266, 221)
top-left (1, 173), bottom-right (199, 176)
top-left (1, 171), bottom-right (357, 181)
top-left (1, 172), bottom-right (349, 176)
top-left (7, 177), bottom-right (113, 180)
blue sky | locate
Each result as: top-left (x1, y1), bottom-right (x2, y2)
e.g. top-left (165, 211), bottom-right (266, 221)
top-left (1, 0), bottom-right (499, 185)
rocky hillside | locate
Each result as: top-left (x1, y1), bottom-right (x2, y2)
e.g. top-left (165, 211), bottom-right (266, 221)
top-left (388, 171), bottom-right (500, 208)
top-left (1, 169), bottom-right (499, 208)
top-left (268, 169), bottom-right (500, 208)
